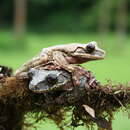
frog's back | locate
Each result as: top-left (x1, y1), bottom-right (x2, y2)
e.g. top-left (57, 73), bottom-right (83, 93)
top-left (40, 43), bottom-right (86, 55)
top-left (15, 43), bottom-right (86, 75)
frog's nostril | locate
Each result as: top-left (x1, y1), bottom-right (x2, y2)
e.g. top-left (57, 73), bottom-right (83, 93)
top-left (46, 74), bottom-right (58, 85)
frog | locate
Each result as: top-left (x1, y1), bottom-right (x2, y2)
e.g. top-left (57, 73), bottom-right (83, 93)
top-left (15, 41), bottom-right (105, 76)
top-left (28, 64), bottom-right (99, 93)
top-left (28, 68), bottom-right (73, 93)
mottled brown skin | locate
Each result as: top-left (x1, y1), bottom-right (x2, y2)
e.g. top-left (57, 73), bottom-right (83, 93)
top-left (15, 41), bottom-right (105, 75)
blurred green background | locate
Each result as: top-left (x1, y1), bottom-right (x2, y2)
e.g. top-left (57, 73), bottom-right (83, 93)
top-left (0, 0), bottom-right (130, 129)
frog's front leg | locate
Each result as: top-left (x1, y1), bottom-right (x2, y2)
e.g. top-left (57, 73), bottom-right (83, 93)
top-left (52, 51), bottom-right (75, 73)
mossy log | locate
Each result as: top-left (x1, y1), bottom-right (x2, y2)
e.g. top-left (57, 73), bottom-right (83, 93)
top-left (0, 65), bottom-right (130, 130)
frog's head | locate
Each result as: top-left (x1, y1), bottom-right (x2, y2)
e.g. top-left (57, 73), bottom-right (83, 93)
top-left (67, 41), bottom-right (106, 64)
top-left (28, 68), bottom-right (71, 93)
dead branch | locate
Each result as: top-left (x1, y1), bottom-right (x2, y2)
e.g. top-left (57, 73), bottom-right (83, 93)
top-left (0, 65), bottom-right (130, 130)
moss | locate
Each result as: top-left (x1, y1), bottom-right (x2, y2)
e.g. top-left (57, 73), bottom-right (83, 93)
top-left (0, 65), bottom-right (130, 130)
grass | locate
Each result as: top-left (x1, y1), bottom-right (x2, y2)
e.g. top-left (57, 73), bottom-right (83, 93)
top-left (0, 31), bottom-right (130, 130)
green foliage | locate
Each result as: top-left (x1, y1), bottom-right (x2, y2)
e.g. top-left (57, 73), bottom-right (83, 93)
top-left (2, 0), bottom-right (130, 32)
top-left (0, 31), bottom-right (130, 129)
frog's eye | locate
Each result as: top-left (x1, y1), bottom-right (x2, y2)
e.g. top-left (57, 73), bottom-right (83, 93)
top-left (85, 43), bottom-right (95, 53)
top-left (45, 74), bottom-right (58, 85)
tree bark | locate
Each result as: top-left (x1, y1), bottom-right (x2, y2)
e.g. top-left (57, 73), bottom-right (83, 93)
top-left (14, 0), bottom-right (27, 38)
top-left (116, 0), bottom-right (127, 38)
top-left (0, 65), bottom-right (130, 130)
top-left (98, 0), bottom-right (113, 34)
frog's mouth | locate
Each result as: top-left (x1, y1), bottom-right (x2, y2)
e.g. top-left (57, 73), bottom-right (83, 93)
top-left (87, 48), bottom-right (106, 60)
top-left (29, 70), bottom-right (60, 93)
top-left (29, 83), bottom-right (59, 92)
top-left (29, 69), bottom-right (71, 93)
top-left (71, 48), bottom-right (105, 61)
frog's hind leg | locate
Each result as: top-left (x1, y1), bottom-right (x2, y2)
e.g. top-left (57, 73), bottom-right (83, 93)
top-left (15, 55), bottom-right (48, 75)
top-left (52, 51), bottom-right (75, 73)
